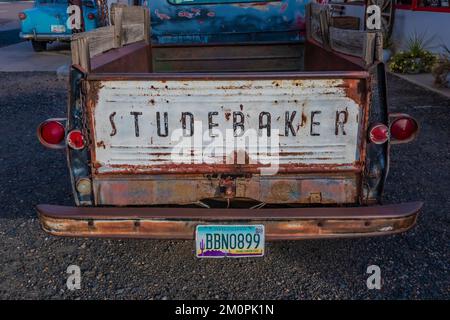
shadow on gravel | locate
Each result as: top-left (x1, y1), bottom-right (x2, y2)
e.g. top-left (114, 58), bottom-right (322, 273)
top-left (0, 72), bottom-right (72, 219)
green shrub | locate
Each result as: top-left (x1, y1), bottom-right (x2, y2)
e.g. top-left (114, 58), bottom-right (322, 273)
top-left (389, 50), bottom-right (436, 74)
top-left (389, 31), bottom-right (437, 74)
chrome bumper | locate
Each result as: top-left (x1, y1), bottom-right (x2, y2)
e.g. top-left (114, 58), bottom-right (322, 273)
top-left (20, 32), bottom-right (71, 41)
top-left (36, 202), bottom-right (423, 240)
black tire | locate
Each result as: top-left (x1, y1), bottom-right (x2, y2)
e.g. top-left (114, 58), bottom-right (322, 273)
top-left (31, 40), bottom-right (47, 52)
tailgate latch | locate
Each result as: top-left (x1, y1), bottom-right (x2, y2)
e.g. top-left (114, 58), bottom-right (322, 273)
top-left (310, 192), bottom-right (322, 204)
top-left (219, 177), bottom-right (236, 198)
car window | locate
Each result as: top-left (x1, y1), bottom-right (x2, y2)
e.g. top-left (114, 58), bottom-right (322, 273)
top-left (37, 0), bottom-right (68, 4)
top-left (36, 0), bottom-right (95, 6)
top-left (168, 0), bottom-right (272, 4)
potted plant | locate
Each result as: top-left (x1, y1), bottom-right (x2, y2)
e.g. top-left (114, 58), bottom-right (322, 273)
top-left (389, 32), bottom-right (437, 74)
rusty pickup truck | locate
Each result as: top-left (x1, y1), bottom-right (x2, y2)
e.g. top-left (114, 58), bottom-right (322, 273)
top-left (36, 1), bottom-right (422, 257)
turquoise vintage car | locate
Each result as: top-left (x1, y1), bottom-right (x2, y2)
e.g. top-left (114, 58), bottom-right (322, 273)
top-left (19, 0), bottom-right (101, 52)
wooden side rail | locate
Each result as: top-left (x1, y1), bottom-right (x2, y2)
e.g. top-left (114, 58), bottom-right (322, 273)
top-left (306, 3), bottom-right (383, 67)
top-left (71, 5), bottom-right (150, 72)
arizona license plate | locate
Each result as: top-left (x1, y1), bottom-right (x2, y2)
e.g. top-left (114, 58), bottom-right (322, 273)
top-left (196, 225), bottom-right (265, 258)
top-left (51, 25), bottom-right (66, 33)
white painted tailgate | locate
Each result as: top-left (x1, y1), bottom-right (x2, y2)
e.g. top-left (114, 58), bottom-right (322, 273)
top-left (92, 79), bottom-right (362, 173)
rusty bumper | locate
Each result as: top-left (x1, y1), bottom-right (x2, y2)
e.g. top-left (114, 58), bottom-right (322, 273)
top-left (36, 202), bottom-right (422, 240)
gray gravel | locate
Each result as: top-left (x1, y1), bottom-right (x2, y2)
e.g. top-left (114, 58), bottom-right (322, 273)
top-left (0, 72), bottom-right (449, 300)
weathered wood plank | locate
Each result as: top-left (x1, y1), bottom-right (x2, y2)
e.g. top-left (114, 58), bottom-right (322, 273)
top-left (78, 37), bottom-right (90, 71)
top-left (319, 8), bottom-right (330, 49)
top-left (308, 3), bottom-right (325, 45)
top-left (114, 6), bottom-right (147, 47)
top-left (122, 24), bottom-right (145, 46)
top-left (110, 3), bottom-right (127, 25)
top-left (330, 16), bottom-right (360, 30)
top-left (375, 31), bottom-right (383, 62)
top-left (71, 37), bottom-right (90, 71)
top-left (121, 6), bottom-right (146, 25)
top-left (70, 5), bottom-right (151, 69)
top-left (307, 2), bottom-right (378, 65)
top-left (143, 7), bottom-right (150, 44)
top-left (113, 7), bottom-right (123, 48)
top-left (329, 27), bottom-right (376, 65)
top-left (72, 26), bottom-right (115, 58)
top-left (71, 39), bottom-right (80, 66)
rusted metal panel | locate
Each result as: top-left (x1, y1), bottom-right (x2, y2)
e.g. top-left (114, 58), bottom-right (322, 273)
top-left (91, 41), bottom-right (152, 73)
top-left (36, 202), bottom-right (422, 240)
top-left (152, 43), bottom-right (304, 73)
top-left (237, 174), bottom-right (359, 204)
top-left (88, 78), bottom-right (365, 175)
top-left (147, 0), bottom-right (307, 45)
top-left (86, 71), bottom-right (370, 81)
top-left (93, 175), bottom-right (218, 205)
top-left (93, 174), bottom-right (359, 205)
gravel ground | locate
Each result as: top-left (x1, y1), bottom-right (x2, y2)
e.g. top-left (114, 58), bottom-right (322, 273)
top-left (0, 72), bottom-right (449, 300)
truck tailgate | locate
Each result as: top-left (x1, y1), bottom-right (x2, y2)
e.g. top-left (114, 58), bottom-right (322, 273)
top-left (87, 75), bottom-right (367, 175)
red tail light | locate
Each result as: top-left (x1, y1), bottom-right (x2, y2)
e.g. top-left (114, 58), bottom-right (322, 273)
top-left (67, 130), bottom-right (85, 150)
top-left (87, 13), bottom-right (95, 20)
top-left (369, 123), bottom-right (389, 144)
top-left (38, 120), bottom-right (65, 148)
top-left (390, 117), bottom-right (418, 142)
top-left (18, 12), bottom-right (26, 20)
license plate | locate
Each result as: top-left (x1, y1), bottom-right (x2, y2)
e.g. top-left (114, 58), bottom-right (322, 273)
top-left (51, 25), bottom-right (66, 33)
top-left (196, 225), bottom-right (265, 258)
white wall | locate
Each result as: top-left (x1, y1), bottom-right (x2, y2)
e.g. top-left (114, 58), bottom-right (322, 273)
top-left (391, 10), bottom-right (450, 54)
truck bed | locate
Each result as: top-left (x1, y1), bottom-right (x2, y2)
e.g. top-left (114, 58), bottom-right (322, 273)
top-left (89, 40), bottom-right (365, 74)
top-left (72, 39), bottom-right (372, 207)
top-left (66, 4), bottom-right (380, 208)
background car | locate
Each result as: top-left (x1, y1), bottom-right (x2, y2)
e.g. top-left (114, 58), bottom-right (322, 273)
top-left (18, 0), bottom-right (100, 52)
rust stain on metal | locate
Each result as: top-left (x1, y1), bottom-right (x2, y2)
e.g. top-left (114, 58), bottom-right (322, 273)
top-left (91, 173), bottom-right (359, 205)
top-left (301, 112), bottom-right (307, 127)
top-left (37, 202), bottom-right (422, 240)
top-left (96, 141), bottom-right (106, 149)
top-left (270, 182), bottom-right (293, 202)
top-left (340, 79), bottom-right (365, 106)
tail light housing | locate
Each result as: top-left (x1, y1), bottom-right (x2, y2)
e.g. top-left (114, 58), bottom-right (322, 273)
top-left (369, 123), bottom-right (389, 145)
top-left (67, 130), bottom-right (85, 150)
top-left (389, 115), bottom-right (419, 144)
top-left (76, 178), bottom-right (92, 196)
top-left (87, 13), bottom-right (95, 20)
top-left (18, 12), bottom-right (26, 20)
top-left (37, 119), bottom-right (66, 149)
